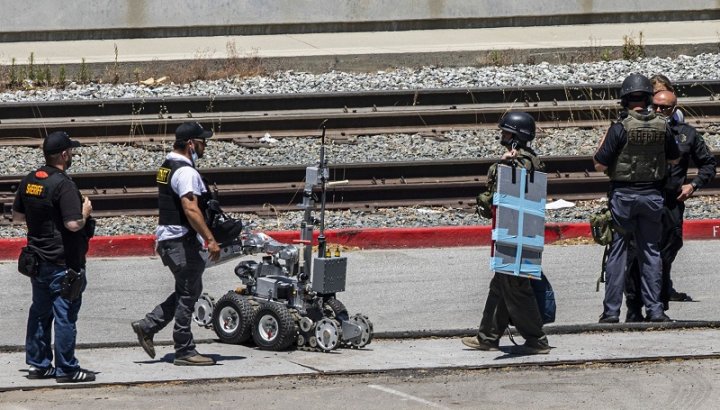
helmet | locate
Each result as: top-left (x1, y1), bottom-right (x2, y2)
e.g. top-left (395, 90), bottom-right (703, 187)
top-left (620, 74), bottom-right (653, 106)
top-left (498, 112), bottom-right (536, 145)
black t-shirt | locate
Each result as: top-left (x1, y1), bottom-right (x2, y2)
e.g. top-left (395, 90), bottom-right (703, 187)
top-left (13, 166), bottom-right (87, 269)
top-left (594, 117), bottom-right (681, 192)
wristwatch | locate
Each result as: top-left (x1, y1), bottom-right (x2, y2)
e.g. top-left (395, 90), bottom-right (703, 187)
top-left (690, 181), bottom-right (699, 192)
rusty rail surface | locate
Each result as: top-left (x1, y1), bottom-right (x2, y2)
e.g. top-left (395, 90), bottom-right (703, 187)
top-left (2, 156), bottom-right (718, 219)
top-left (0, 80), bottom-right (718, 144)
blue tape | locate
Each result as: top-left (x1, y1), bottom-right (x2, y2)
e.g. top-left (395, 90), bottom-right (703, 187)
top-left (492, 228), bottom-right (544, 248)
top-left (491, 166), bottom-right (545, 278)
top-left (490, 256), bottom-right (543, 279)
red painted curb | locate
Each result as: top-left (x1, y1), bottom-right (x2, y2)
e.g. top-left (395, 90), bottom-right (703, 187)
top-left (1, 220), bottom-right (718, 260)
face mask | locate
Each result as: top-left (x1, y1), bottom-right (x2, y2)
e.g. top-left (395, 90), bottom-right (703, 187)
top-left (499, 134), bottom-right (516, 148)
top-left (190, 148), bottom-right (199, 165)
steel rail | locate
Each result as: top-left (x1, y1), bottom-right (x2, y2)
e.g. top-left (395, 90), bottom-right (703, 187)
top-left (2, 156), bottom-right (718, 219)
top-left (2, 97), bottom-right (720, 141)
top-left (0, 81), bottom-right (718, 142)
top-left (1, 80), bottom-right (719, 120)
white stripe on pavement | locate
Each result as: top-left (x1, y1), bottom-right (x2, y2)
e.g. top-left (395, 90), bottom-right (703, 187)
top-left (367, 384), bottom-right (449, 409)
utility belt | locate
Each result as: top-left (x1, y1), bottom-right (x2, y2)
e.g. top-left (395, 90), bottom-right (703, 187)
top-left (159, 231), bottom-right (197, 243)
top-left (157, 231), bottom-right (201, 252)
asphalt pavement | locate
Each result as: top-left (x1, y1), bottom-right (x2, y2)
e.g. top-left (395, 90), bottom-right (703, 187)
top-left (1, 241), bottom-right (719, 391)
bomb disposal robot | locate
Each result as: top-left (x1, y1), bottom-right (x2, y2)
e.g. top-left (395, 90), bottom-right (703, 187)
top-left (192, 124), bottom-right (373, 352)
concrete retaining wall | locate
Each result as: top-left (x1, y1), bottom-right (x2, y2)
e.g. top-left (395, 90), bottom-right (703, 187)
top-left (1, 0), bottom-right (719, 40)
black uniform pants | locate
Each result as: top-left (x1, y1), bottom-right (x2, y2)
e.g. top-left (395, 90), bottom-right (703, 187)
top-left (626, 196), bottom-right (685, 312)
top-left (140, 235), bottom-right (205, 359)
top-left (478, 272), bottom-right (548, 347)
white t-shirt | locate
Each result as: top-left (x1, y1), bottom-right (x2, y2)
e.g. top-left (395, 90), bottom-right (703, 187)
top-left (155, 152), bottom-right (207, 242)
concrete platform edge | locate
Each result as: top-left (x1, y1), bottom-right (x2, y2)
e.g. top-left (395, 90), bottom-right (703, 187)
top-left (3, 328), bottom-right (720, 393)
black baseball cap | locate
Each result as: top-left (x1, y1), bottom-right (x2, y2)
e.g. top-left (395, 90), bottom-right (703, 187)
top-left (43, 131), bottom-right (81, 154)
top-left (175, 122), bottom-right (214, 141)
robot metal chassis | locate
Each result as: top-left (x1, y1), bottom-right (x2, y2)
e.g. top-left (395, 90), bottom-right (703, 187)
top-left (192, 135), bottom-right (374, 353)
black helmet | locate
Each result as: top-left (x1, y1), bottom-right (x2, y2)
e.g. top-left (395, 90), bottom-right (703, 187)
top-left (620, 74), bottom-right (653, 106)
top-left (498, 112), bottom-right (536, 145)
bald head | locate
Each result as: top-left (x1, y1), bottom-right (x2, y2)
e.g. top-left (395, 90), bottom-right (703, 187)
top-left (653, 90), bottom-right (677, 107)
top-left (653, 90), bottom-right (677, 116)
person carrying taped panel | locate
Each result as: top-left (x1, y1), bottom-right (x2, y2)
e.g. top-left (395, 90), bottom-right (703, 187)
top-left (132, 122), bottom-right (221, 366)
top-left (624, 90), bottom-right (717, 321)
top-left (461, 112), bottom-right (551, 355)
top-left (594, 73), bottom-right (680, 324)
top-left (13, 131), bottom-right (96, 383)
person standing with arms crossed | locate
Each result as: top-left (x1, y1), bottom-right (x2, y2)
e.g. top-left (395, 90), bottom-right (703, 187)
top-left (594, 74), bottom-right (680, 323)
top-left (132, 122), bottom-right (221, 366)
top-left (624, 90), bottom-right (717, 320)
top-left (13, 131), bottom-right (96, 383)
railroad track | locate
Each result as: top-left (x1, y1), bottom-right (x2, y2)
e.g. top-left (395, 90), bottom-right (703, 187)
top-left (2, 82), bottom-right (718, 220)
top-left (0, 81), bottom-right (719, 145)
top-left (2, 155), bottom-right (718, 220)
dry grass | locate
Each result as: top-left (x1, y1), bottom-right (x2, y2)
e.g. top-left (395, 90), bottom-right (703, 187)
top-left (0, 40), bottom-right (268, 91)
top-left (170, 42), bottom-right (266, 84)
top-left (551, 237), bottom-right (596, 246)
top-left (622, 32), bottom-right (646, 60)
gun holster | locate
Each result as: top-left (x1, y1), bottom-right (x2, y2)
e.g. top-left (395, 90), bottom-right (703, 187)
top-left (61, 268), bottom-right (86, 301)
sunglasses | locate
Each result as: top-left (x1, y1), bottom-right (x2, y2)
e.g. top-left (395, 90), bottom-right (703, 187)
top-left (655, 104), bottom-right (675, 111)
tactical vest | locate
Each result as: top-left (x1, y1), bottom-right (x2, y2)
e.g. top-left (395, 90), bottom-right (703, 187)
top-left (157, 159), bottom-right (211, 229)
top-left (477, 148), bottom-right (544, 218)
top-left (19, 166), bottom-right (72, 262)
top-left (608, 110), bottom-right (667, 182)
top-left (486, 148), bottom-right (545, 194)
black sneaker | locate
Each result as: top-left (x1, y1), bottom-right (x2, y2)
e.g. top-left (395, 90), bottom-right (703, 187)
top-left (27, 365), bottom-right (56, 379)
top-left (520, 342), bottom-right (551, 355)
top-left (598, 313), bottom-right (620, 323)
top-left (132, 320), bottom-right (156, 359)
top-left (625, 310), bottom-right (645, 323)
top-left (647, 313), bottom-right (673, 322)
top-left (670, 291), bottom-right (693, 302)
top-left (56, 368), bottom-right (96, 383)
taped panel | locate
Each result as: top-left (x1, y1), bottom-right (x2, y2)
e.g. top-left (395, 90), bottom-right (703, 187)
top-left (491, 164), bottom-right (547, 280)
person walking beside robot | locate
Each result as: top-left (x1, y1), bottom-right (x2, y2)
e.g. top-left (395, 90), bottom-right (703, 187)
top-left (624, 90), bottom-right (716, 321)
top-left (594, 73), bottom-right (680, 323)
top-left (462, 112), bottom-right (550, 355)
top-left (13, 131), bottom-right (96, 383)
top-left (132, 122), bottom-right (221, 366)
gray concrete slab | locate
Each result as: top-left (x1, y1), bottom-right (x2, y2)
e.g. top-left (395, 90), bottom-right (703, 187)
top-left (3, 1), bottom-right (717, 34)
top-left (290, 328), bottom-right (720, 373)
top-left (0, 20), bottom-right (718, 67)
top-left (0, 342), bottom-right (314, 391)
top-left (3, 327), bottom-right (720, 392)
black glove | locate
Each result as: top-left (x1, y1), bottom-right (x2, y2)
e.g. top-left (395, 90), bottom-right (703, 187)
top-left (84, 217), bottom-right (96, 239)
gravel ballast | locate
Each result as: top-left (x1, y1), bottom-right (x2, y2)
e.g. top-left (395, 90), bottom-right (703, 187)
top-left (2, 54), bottom-right (719, 237)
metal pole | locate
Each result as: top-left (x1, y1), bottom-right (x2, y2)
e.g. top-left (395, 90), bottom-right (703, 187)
top-left (317, 120), bottom-right (328, 258)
